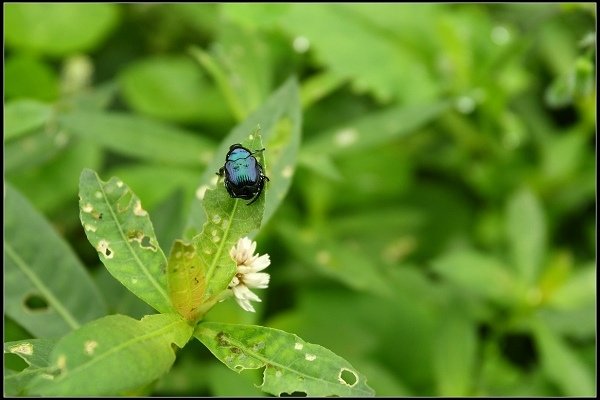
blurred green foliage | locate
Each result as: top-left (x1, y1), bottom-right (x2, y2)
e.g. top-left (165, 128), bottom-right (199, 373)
top-left (4, 3), bottom-right (596, 396)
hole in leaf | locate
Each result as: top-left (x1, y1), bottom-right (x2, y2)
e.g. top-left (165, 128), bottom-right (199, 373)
top-left (4, 353), bottom-right (28, 372)
top-left (281, 391), bottom-right (307, 397)
top-left (339, 368), bottom-right (358, 386)
top-left (24, 293), bottom-right (49, 311)
top-left (141, 236), bottom-right (156, 250)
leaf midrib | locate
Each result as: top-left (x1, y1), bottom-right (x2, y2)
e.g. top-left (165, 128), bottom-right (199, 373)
top-left (197, 326), bottom-right (373, 396)
top-left (204, 197), bottom-right (239, 286)
top-left (50, 319), bottom-right (185, 386)
top-left (93, 173), bottom-right (170, 311)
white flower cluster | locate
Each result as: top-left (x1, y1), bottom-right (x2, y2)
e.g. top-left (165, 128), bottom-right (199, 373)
top-left (228, 237), bottom-right (270, 312)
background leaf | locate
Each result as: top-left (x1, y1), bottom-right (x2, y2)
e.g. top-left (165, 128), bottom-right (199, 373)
top-left (506, 188), bottom-right (547, 284)
top-left (433, 309), bottom-right (477, 396)
top-left (532, 319), bottom-right (595, 396)
top-left (120, 55), bottom-right (231, 125)
top-left (78, 169), bottom-right (172, 313)
top-left (5, 4), bottom-right (119, 56)
top-left (61, 111), bottom-right (215, 167)
top-left (27, 313), bottom-right (193, 396)
top-left (195, 322), bottom-right (375, 397)
top-left (4, 184), bottom-right (107, 338)
top-left (4, 100), bottom-right (54, 141)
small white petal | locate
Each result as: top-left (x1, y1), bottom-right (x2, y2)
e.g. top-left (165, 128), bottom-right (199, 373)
top-left (243, 272), bottom-right (270, 289)
top-left (249, 254), bottom-right (271, 272)
top-left (233, 284), bottom-right (262, 302)
top-left (235, 296), bottom-right (256, 312)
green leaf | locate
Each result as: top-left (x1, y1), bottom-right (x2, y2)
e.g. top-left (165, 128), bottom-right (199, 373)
top-left (532, 319), bottom-right (595, 396)
top-left (433, 310), bottom-right (477, 396)
top-left (505, 188), bottom-right (547, 284)
top-left (5, 4), bottom-right (119, 56)
top-left (548, 264), bottom-right (596, 310)
top-left (5, 54), bottom-right (59, 101)
top-left (4, 339), bottom-right (57, 369)
top-left (303, 101), bottom-right (449, 157)
top-left (300, 71), bottom-right (348, 109)
top-left (277, 222), bottom-right (394, 297)
top-left (4, 100), bottom-right (54, 142)
top-left (195, 322), bottom-right (375, 397)
top-left (61, 111), bottom-right (215, 167)
top-left (4, 128), bottom-right (67, 174)
top-left (167, 240), bottom-right (206, 322)
top-left (431, 250), bottom-right (521, 306)
top-left (191, 132), bottom-right (266, 305)
top-left (8, 139), bottom-right (102, 214)
top-left (78, 169), bottom-right (172, 314)
top-left (189, 47), bottom-right (247, 121)
top-left (120, 55), bottom-right (231, 124)
top-left (194, 22), bottom-right (274, 120)
top-left (27, 314), bottom-right (193, 396)
top-left (4, 184), bottom-right (107, 338)
top-left (278, 4), bottom-right (439, 103)
top-left (4, 338), bottom-right (58, 395)
top-left (185, 77), bottom-right (301, 238)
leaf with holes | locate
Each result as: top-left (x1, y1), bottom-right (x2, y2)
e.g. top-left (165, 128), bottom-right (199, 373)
top-left (27, 313), bottom-right (193, 396)
top-left (184, 77), bottom-right (301, 238)
top-left (4, 338), bottom-right (58, 396)
top-left (167, 240), bottom-right (206, 322)
top-left (78, 168), bottom-right (172, 314)
top-left (191, 132), bottom-right (266, 307)
top-left (195, 322), bottom-right (375, 397)
top-left (4, 183), bottom-right (107, 338)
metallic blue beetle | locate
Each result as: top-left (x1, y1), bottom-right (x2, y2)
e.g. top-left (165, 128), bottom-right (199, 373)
top-left (217, 144), bottom-right (269, 205)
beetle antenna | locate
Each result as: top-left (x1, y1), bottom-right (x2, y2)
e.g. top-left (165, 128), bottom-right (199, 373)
top-left (251, 148), bottom-right (266, 155)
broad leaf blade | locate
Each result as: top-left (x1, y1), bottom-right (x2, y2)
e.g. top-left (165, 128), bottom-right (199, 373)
top-left (277, 222), bottom-right (394, 297)
top-left (195, 322), bottom-right (375, 397)
top-left (505, 188), bottom-right (547, 284)
top-left (27, 314), bottom-right (193, 396)
top-left (167, 240), bottom-right (206, 322)
top-left (433, 311), bottom-right (477, 396)
top-left (4, 184), bottom-right (107, 338)
top-left (431, 250), bottom-right (522, 306)
top-left (61, 111), bottom-right (215, 167)
top-left (4, 99), bottom-right (53, 141)
top-left (185, 77), bottom-right (301, 238)
top-left (78, 168), bottom-right (171, 314)
top-left (532, 319), bottom-right (595, 396)
top-left (193, 133), bottom-right (266, 303)
top-left (4, 338), bottom-right (58, 396)
top-left (4, 339), bottom-right (58, 369)
top-left (303, 101), bottom-right (450, 157)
